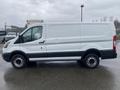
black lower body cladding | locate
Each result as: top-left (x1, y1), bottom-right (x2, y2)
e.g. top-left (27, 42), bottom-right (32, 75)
top-left (2, 49), bottom-right (117, 62)
top-left (100, 50), bottom-right (117, 59)
top-left (27, 49), bottom-right (117, 59)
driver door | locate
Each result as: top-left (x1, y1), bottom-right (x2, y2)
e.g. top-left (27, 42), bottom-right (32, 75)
top-left (19, 26), bottom-right (46, 60)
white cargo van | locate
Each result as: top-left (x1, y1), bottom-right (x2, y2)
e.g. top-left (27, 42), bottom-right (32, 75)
top-left (2, 22), bottom-right (117, 69)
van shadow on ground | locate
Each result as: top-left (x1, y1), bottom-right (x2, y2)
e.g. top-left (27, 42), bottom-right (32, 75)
top-left (4, 61), bottom-right (115, 90)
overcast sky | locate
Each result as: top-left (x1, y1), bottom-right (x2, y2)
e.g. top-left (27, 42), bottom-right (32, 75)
top-left (0, 0), bottom-right (120, 28)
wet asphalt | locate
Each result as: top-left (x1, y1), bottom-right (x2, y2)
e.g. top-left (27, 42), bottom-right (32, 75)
top-left (0, 43), bottom-right (120, 90)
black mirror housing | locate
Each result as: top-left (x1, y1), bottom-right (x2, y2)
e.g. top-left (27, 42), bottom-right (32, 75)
top-left (14, 35), bottom-right (23, 44)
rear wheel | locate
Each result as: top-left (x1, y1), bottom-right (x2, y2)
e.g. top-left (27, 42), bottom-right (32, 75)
top-left (83, 54), bottom-right (100, 69)
top-left (11, 54), bottom-right (27, 69)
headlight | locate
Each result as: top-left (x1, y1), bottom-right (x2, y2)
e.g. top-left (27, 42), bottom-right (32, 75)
top-left (4, 42), bottom-right (10, 48)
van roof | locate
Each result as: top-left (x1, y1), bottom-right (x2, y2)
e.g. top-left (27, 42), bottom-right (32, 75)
top-left (29, 22), bottom-right (113, 27)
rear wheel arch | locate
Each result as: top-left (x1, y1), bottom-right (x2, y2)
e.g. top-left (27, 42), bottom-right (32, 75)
top-left (82, 49), bottom-right (101, 59)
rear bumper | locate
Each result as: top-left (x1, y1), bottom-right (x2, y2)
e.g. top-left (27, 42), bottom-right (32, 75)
top-left (100, 50), bottom-right (117, 59)
top-left (2, 53), bottom-right (11, 62)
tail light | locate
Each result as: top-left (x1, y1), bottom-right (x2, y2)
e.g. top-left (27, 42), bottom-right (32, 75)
top-left (113, 35), bottom-right (117, 51)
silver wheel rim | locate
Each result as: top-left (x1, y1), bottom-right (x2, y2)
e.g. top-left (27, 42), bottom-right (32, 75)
top-left (86, 57), bottom-right (97, 67)
top-left (13, 57), bottom-right (24, 68)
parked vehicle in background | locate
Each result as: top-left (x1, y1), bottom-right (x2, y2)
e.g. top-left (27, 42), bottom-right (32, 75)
top-left (0, 31), bottom-right (6, 43)
top-left (4, 32), bottom-right (17, 42)
top-left (2, 22), bottom-right (117, 69)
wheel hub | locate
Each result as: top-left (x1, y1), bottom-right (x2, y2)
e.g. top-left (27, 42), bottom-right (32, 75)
top-left (87, 57), bottom-right (97, 67)
top-left (14, 58), bottom-right (24, 68)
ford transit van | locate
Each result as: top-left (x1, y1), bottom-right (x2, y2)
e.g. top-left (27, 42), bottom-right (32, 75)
top-left (2, 22), bottom-right (117, 69)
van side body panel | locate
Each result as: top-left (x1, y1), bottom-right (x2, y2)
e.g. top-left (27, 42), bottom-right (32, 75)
top-left (45, 23), bottom-right (115, 52)
top-left (2, 23), bottom-right (117, 62)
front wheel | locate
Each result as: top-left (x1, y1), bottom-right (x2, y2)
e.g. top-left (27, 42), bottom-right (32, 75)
top-left (84, 54), bottom-right (100, 69)
top-left (11, 54), bottom-right (27, 69)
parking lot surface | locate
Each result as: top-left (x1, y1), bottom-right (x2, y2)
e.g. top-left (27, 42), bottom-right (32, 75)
top-left (0, 43), bottom-right (120, 90)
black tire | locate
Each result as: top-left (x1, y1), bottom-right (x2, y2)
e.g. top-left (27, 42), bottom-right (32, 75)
top-left (83, 54), bottom-right (100, 69)
top-left (11, 54), bottom-right (27, 69)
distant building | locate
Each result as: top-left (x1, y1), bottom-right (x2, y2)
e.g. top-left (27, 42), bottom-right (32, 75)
top-left (5, 26), bottom-right (25, 33)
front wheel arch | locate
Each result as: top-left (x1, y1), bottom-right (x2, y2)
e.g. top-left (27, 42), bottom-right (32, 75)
top-left (10, 51), bottom-right (29, 62)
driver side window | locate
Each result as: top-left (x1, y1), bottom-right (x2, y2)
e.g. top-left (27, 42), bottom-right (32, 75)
top-left (22, 26), bottom-right (42, 43)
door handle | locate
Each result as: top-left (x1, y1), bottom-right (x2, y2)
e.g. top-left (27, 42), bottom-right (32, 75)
top-left (39, 40), bottom-right (45, 44)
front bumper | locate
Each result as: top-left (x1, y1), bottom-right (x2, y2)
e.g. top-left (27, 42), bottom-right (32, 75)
top-left (2, 53), bottom-right (11, 62)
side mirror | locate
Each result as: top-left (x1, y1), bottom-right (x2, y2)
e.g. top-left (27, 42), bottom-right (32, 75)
top-left (19, 35), bottom-right (24, 43)
top-left (15, 35), bottom-right (23, 43)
